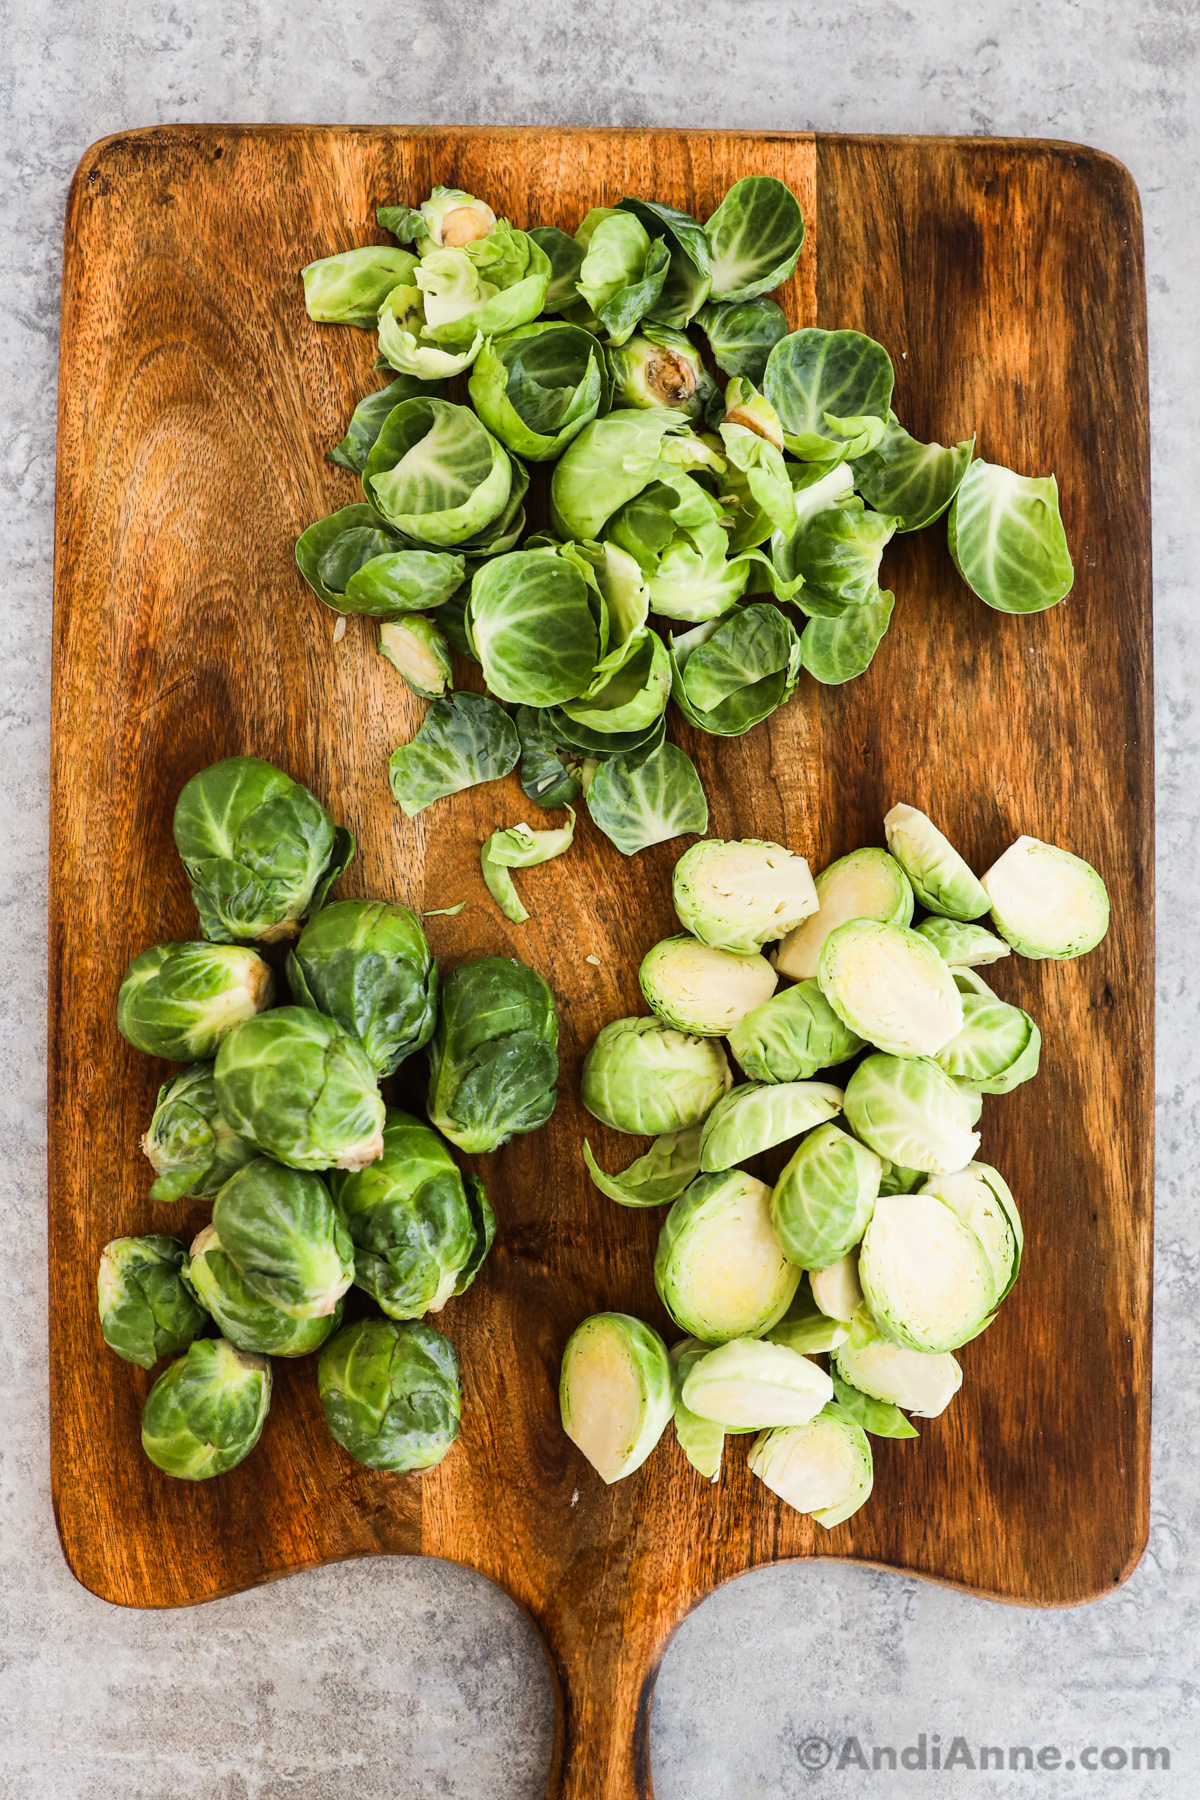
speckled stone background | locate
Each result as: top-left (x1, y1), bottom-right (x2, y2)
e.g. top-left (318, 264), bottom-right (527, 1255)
top-left (1, 3), bottom-right (1195, 1796)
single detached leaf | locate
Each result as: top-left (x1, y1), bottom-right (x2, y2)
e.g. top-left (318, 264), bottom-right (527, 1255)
top-left (831, 1369), bottom-right (919, 1439)
top-left (326, 376), bottom-right (446, 473)
top-left (764, 329), bottom-right (894, 460)
top-left (704, 177), bottom-right (806, 303)
top-left (853, 417), bottom-right (975, 532)
top-left (480, 809), bottom-right (576, 923)
top-left (799, 588), bottom-right (896, 685)
top-left (586, 736), bottom-right (708, 855)
top-left (582, 1124), bottom-right (704, 1207)
top-left (947, 458), bottom-right (1074, 613)
top-left (698, 298), bottom-right (789, 384)
top-left (388, 693), bottom-right (520, 817)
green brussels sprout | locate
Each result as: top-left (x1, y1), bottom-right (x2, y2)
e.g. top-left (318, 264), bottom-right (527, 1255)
top-left (770, 1123), bottom-right (882, 1270)
top-left (96, 1235), bottom-right (208, 1369)
top-left (141, 1337), bottom-right (272, 1480)
top-left (377, 616), bottom-right (453, 699)
top-left (583, 1123), bottom-right (704, 1209)
top-left (883, 803), bottom-right (989, 921)
top-left (921, 1163), bottom-right (1023, 1304)
top-left (427, 955), bottom-right (559, 1153)
top-left (829, 1367), bottom-right (919, 1439)
top-left (833, 1307), bottom-right (962, 1419)
top-left (468, 322), bottom-right (608, 462)
top-left (654, 1170), bottom-right (800, 1344)
top-left (672, 839), bottom-right (818, 954)
top-left (698, 1080), bottom-right (844, 1173)
top-left (319, 1317), bottom-right (461, 1472)
top-left (638, 934), bottom-right (777, 1037)
top-left (980, 835), bottom-right (1110, 960)
top-left (808, 1251), bottom-right (864, 1325)
top-left (185, 1225), bottom-right (343, 1357)
top-left (817, 918), bottom-right (964, 1057)
top-left (301, 245), bottom-right (418, 326)
top-left (295, 502), bottom-right (465, 616)
top-left (773, 848), bottom-right (914, 981)
top-left (933, 990), bottom-right (1041, 1095)
top-left (607, 325), bottom-right (717, 419)
top-left (329, 1109), bottom-right (494, 1319)
top-left (670, 1337), bottom-right (725, 1481)
top-left (140, 1064), bottom-right (257, 1203)
top-left (173, 755), bottom-right (354, 944)
top-left (748, 1404), bottom-right (874, 1528)
top-left (286, 899), bottom-right (438, 1079)
top-left (214, 1008), bottom-right (385, 1172)
top-left (581, 1016), bottom-right (731, 1136)
top-left (703, 177), bottom-right (806, 304)
top-left (859, 1190), bottom-right (998, 1353)
top-left (212, 1158), bottom-right (355, 1318)
top-left (362, 399), bottom-right (514, 546)
top-left (843, 1053), bottom-right (980, 1175)
top-left (766, 1275), bottom-right (849, 1354)
top-left (727, 979), bottom-right (865, 1083)
top-left (117, 942), bottom-right (274, 1061)
top-left (559, 1312), bottom-right (675, 1484)
top-left (681, 1338), bottom-right (833, 1429)
top-left (416, 187), bottom-right (499, 248)
top-left (913, 917), bottom-right (1012, 967)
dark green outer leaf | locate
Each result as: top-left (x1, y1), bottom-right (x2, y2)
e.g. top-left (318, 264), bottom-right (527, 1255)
top-left (296, 505), bottom-right (409, 612)
top-left (697, 299), bottom-right (789, 384)
top-left (852, 419), bottom-right (975, 532)
top-left (453, 1173), bottom-right (497, 1296)
top-left (467, 551), bottom-right (600, 707)
top-left (764, 329), bottom-right (894, 451)
top-left (618, 196), bottom-right (713, 327)
top-left (343, 551), bottom-right (466, 618)
top-left (800, 588), bottom-right (896, 685)
top-left (327, 377), bottom-right (446, 473)
top-left (527, 226), bottom-right (587, 312)
top-left (515, 706), bottom-right (584, 809)
top-left (388, 692), bottom-right (520, 817)
top-left (377, 204), bottom-right (426, 243)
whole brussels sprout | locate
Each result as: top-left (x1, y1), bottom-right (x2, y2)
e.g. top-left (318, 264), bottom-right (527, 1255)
top-left (834, 1306), bottom-right (962, 1419)
top-left (141, 1337), bottom-right (272, 1480)
top-left (655, 1170), bottom-right (799, 1343)
top-left (117, 942), bottom-right (274, 1061)
top-left (286, 899), bottom-right (439, 1078)
top-left (214, 1007), bottom-right (385, 1171)
top-left (842, 1053), bottom-right (980, 1175)
top-left (141, 1064), bottom-right (257, 1203)
top-left (97, 1235), bottom-right (208, 1369)
top-left (672, 839), bottom-right (818, 953)
top-left (859, 1189), bottom-right (997, 1353)
top-left (581, 1016), bottom-right (731, 1137)
top-left (748, 1404), bottom-right (874, 1528)
top-left (329, 1110), bottom-right (495, 1319)
top-left (173, 755), bottom-right (354, 944)
top-left (817, 918), bottom-right (964, 1057)
top-left (638, 934), bottom-right (777, 1037)
top-left (426, 955), bottom-right (559, 1153)
top-left (698, 1079), bottom-right (844, 1173)
top-left (727, 978), bottom-right (865, 1083)
top-left (770, 1123), bottom-right (882, 1271)
top-left (681, 1338), bottom-right (833, 1429)
top-left (980, 834), bottom-right (1110, 960)
top-left (883, 802), bottom-right (989, 921)
top-left (212, 1158), bottom-right (355, 1318)
top-left (185, 1225), bottom-right (344, 1357)
top-left (319, 1317), bottom-right (461, 1472)
top-left (773, 848), bottom-right (914, 982)
top-left (560, 1312), bottom-right (675, 1484)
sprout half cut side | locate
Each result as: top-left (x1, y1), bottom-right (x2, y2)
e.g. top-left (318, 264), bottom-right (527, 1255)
top-left (672, 839), bottom-right (818, 954)
top-left (773, 848), bottom-right (914, 981)
top-left (858, 1190), bottom-right (997, 1353)
top-left (748, 1405), bottom-right (874, 1528)
top-left (655, 1170), bottom-right (800, 1344)
top-left (833, 1307), bottom-right (962, 1418)
top-left (883, 802), bottom-right (989, 921)
top-left (639, 935), bottom-right (777, 1036)
top-left (980, 835), bottom-right (1110, 960)
top-left (817, 918), bottom-right (964, 1057)
top-left (559, 1312), bottom-right (674, 1484)
top-left (681, 1338), bottom-right (833, 1429)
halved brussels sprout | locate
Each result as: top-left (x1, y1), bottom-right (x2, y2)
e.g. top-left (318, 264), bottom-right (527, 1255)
top-left (117, 942), bottom-right (274, 1061)
top-left (933, 990), bottom-right (1041, 1094)
top-left (362, 398), bottom-right (513, 547)
top-left (214, 1008), bottom-right (385, 1172)
top-left (808, 1251), bottom-right (864, 1325)
top-left (699, 1080), bottom-right (844, 1173)
top-left (672, 839), bottom-right (818, 954)
top-left (922, 1163), bottom-right (1022, 1304)
top-left (766, 1276), bottom-right (849, 1353)
top-left (833, 1306), bottom-right (962, 1418)
top-left (638, 935), bottom-right (777, 1037)
top-left (378, 615), bottom-right (453, 699)
top-left (843, 1054), bottom-right (980, 1175)
top-left (186, 1225), bottom-right (343, 1357)
top-left (141, 1064), bottom-right (257, 1203)
top-left (608, 324), bottom-right (716, 419)
top-left (582, 1016), bottom-right (731, 1136)
top-left (583, 1124), bottom-right (704, 1209)
top-left (212, 1158), bottom-right (355, 1319)
top-left (301, 245), bottom-right (418, 326)
top-left (427, 955), bottom-right (559, 1153)
top-left (817, 918), bottom-right (964, 1057)
top-left (773, 848), bottom-right (914, 981)
top-left (748, 1405), bottom-right (874, 1528)
top-left (141, 1338), bottom-right (272, 1480)
top-left (97, 1235), bottom-right (208, 1369)
top-left (883, 803), bottom-right (989, 921)
top-left (559, 1312), bottom-right (674, 1483)
top-left (319, 1317), bottom-right (461, 1472)
top-left (859, 1190), bottom-right (997, 1352)
top-left (681, 1338), bottom-right (832, 1428)
top-left (728, 979), bottom-right (865, 1083)
top-left (980, 835), bottom-right (1110, 960)
top-left (671, 1337), bottom-right (724, 1481)
top-left (770, 1123), bottom-right (881, 1270)
top-left (287, 899), bottom-right (438, 1079)
top-left (913, 917), bottom-right (1011, 968)
top-left (654, 1170), bottom-right (800, 1344)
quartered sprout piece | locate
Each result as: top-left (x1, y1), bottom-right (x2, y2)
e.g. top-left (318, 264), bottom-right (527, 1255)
top-left (883, 802), bottom-right (990, 921)
top-left (480, 809), bottom-right (575, 923)
top-left (559, 1312), bottom-right (675, 1484)
top-left (748, 1405), bottom-right (874, 1528)
top-left (834, 1306), bottom-right (962, 1418)
top-left (808, 1251), bottom-right (864, 1326)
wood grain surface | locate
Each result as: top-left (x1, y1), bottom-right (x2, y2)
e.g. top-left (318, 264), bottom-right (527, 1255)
top-left (49, 127), bottom-right (1152, 1798)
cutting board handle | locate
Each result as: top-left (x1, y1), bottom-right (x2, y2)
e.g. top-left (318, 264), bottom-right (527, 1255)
top-left (537, 1596), bottom-right (672, 1798)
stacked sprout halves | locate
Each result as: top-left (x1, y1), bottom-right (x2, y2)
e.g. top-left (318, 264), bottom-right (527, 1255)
top-left (562, 813), bottom-right (1110, 1525)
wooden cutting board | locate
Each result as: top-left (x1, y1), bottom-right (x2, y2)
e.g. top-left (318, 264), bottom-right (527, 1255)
top-left (49, 127), bottom-right (1152, 1798)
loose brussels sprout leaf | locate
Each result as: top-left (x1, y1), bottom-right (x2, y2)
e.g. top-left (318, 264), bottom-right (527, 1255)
top-left (329, 1109), bottom-right (491, 1318)
top-left (467, 550), bottom-right (600, 706)
top-left (213, 1157), bottom-right (356, 1318)
top-left (834, 1305), bottom-right (962, 1418)
top-left (766, 1276), bottom-right (849, 1354)
top-left (542, 705), bottom-right (663, 759)
top-left (853, 417), bottom-right (975, 532)
top-left (639, 935), bottom-right (777, 1037)
top-left (582, 1016), bottom-right (731, 1137)
top-left (682, 1338), bottom-right (833, 1429)
top-left (667, 625), bottom-right (796, 738)
top-left (295, 503), bottom-right (410, 612)
top-left (214, 1007), bottom-right (385, 1172)
top-left (771, 1123), bottom-right (882, 1269)
top-left (728, 979), bottom-right (866, 1084)
top-left (817, 918), bottom-right (964, 1057)
top-left (332, 547), bottom-right (466, 620)
top-left (923, 1163), bottom-right (1023, 1304)
top-left (608, 325), bottom-right (716, 420)
top-left (843, 1053), bottom-right (980, 1175)
top-left (914, 917), bottom-right (1011, 967)
top-left (481, 809), bottom-right (575, 923)
top-left (980, 835), bottom-right (1110, 959)
top-left (427, 955), bottom-right (559, 1153)
top-left (638, 520), bottom-right (750, 624)
top-left (830, 1368), bottom-right (919, 1439)
top-left (697, 298), bottom-right (789, 384)
top-left (671, 1338), bottom-right (725, 1480)
top-left (582, 1123), bottom-right (704, 1209)
top-left (764, 330), bottom-right (894, 460)
top-left (947, 459), bottom-right (1074, 613)
top-left (319, 1317), bottom-right (461, 1472)
top-left (560, 1312), bottom-right (675, 1484)
top-left (363, 397), bottom-right (512, 546)
top-left (301, 245), bottom-right (419, 327)
top-left (699, 1080), bottom-right (844, 1174)
top-left (719, 414), bottom-right (794, 540)
top-left (808, 1251), bottom-right (864, 1325)
top-left (186, 1225), bottom-right (343, 1357)
top-left (527, 226), bottom-right (586, 312)
top-left (617, 196), bottom-right (714, 327)
top-left (286, 898), bottom-right (438, 1078)
top-left (514, 706), bottom-right (586, 810)
top-left (550, 410), bottom-right (697, 541)
top-left (141, 1338), bottom-right (271, 1480)
top-left (577, 211), bottom-right (654, 314)
top-left (670, 603), bottom-right (801, 737)
top-left (455, 1173), bottom-right (498, 1296)
top-left (799, 587), bottom-right (896, 685)
top-left (327, 375), bottom-right (446, 473)
top-left (883, 802), bottom-right (989, 921)
top-left (376, 203), bottom-right (428, 245)
top-left (418, 186), bottom-right (498, 248)
top-left (560, 629), bottom-right (671, 737)
top-left (174, 755), bottom-right (353, 944)
top-left (775, 497), bottom-right (897, 612)
top-left (597, 236), bottom-right (672, 345)
top-left (673, 838), bottom-right (817, 954)
top-left (376, 283), bottom-right (484, 379)
top-left (774, 848), bottom-right (914, 982)
top-left (952, 965), bottom-right (996, 1000)
top-left (859, 1190), bottom-right (997, 1353)
top-left (97, 1235), bottom-right (207, 1368)
top-left (655, 1170), bottom-right (800, 1343)
top-left (586, 734), bottom-right (709, 856)
top-left (748, 1405), bottom-right (874, 1528)
top-left (388, 692), bottom-right (520, 818)
top-left (378, 616), bottom-right (453, 698)
top-left (703, 177), bottom-right (806, 303)
top-left (414, 225), bottom-right (549, 346)
top-left (141, 1064), bottom-right (257, 1203)
top-left (117, 942), bottom-right (274, 1061)
top-left (933, 990), bottom-right (1041, 1094)
top-left (468, 323), bottom-right (606, 462)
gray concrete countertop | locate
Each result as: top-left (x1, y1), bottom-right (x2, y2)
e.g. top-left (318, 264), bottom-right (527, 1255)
top-left (2, 4), bottom-right (1196, 1795)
